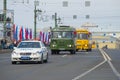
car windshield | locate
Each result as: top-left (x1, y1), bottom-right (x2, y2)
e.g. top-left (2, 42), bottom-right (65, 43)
top-left (52, 31), bottom-right (73, 38)
top-left (17, 42), bottom-right (40, 48)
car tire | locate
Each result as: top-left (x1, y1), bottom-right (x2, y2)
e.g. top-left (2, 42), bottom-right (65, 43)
top-left (12, 61), bottom-right (16, 64)
top-left (44, 53), bottom-right (48, 63)
top-left (38, 55), bottom-right (43, 64)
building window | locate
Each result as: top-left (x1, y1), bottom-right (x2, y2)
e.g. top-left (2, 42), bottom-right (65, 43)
top-left (0, 14), bottom-right (4, 22)
top-left (63, 1), bottom-right (68, 7)
top-left (85, 1), bottom-right (90, 7)
top-left (73, 15), bottom-right (77, 19)
top-left (52, 15), bottom-right (55, 20)
top-left (86, 15), bottom-right (90, 19)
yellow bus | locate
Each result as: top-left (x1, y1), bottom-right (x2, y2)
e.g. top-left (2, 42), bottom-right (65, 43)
top-left (75, 29), bottom-right (92, 51)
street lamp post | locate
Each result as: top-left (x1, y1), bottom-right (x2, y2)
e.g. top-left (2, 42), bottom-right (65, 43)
top-left (55, 13), bottom-right (57, 27)
top-left (3, 0), bottom-right (7, 39)
top-left (34, 0), bottom-right (39, 40)
top-left (54, 13), bottom-right (61, 28)
top-left (34, 3), bottom-right (37, 39)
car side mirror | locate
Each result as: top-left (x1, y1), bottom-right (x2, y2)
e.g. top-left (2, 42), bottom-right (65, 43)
top-left (13, 47), bottom-right (17, 50)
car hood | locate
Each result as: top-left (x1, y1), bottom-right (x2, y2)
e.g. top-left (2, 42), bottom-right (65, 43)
top-left (13, 48), bottom-right (42, 53)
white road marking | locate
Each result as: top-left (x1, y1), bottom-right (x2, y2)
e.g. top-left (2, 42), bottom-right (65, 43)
top-left (62, 55), bottom-right (67, 57)
top-left (108, 61), bottom-right (120, 79)
top-left (72, 49), bottom-right (108, 80)
top-left (100, 49), bottom-right (111, 61)
top-left (100, 49), bottom-right (107, 61)
top-left (85, 52), bottom-right (89, 54)
top-left (72, 60), bottom-right (106, 80)
top-left (72, 49), bottom-right (120, 80)
top-left (100, 49), bottom-right (120, 79)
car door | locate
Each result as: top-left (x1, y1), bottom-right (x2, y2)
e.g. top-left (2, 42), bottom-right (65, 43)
top-left (40, 42), bottom-right (48, 59)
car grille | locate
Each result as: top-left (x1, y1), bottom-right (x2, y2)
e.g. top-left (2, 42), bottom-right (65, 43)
top-left (20, 53), bottom-right (31, 55)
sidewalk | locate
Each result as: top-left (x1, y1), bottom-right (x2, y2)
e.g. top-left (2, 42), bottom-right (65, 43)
top-left (0, 49), bottom-right (13, 53)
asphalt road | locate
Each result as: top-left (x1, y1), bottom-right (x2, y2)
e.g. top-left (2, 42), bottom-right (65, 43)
top-left (0, 49), bottom-right (120, 80)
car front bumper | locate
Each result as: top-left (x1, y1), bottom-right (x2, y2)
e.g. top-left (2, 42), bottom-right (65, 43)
top-left (11, 56), bottom-right (41, 62)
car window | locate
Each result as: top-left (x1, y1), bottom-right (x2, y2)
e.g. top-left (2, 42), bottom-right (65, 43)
top-left (17, 42), bottom-right (41, 48)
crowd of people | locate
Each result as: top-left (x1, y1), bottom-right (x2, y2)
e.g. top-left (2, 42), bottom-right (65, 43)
top-left (0, 39), bottom-right (18, 49)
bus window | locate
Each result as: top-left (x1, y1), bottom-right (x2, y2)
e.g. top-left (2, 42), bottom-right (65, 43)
top-left (77, 33), bottom-right (88, 39)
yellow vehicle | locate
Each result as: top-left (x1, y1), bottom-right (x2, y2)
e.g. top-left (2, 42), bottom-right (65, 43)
top-left (75, 29), bottom-right (92, 51)
top-left (92, 41), bottom-right (96, 49)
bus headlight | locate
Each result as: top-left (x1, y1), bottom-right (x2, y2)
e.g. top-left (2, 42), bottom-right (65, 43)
top-left (67, 44), bottom-right (72, 47)
top-left (85, 44), bottom-right (88, 47)
top-left (52, 44), bottom-right (56, 47)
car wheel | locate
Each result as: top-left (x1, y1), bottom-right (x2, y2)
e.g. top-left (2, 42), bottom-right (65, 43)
top-left (38, 55), bottom-right (43, 64)
top-left (12, 61), bottom-right (16, 64)
top-left (44, 53), bottom-right (48, 63)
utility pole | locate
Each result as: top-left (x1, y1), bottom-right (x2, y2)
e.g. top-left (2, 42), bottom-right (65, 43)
top-left (34, 1), bottom-right (42, 39)
top-left (54, 13), bottom-right (61, 28)
top-left (55, 13), bottom-right (57, 27)
top-left (34, 3), bottom-right (37, 39)
top-left (34, 0), bottom-right (39, 40)
top-left (3, 0), bottom-right (7, 39)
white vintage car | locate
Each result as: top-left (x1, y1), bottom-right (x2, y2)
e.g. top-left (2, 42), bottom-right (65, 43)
top-left (11, 40), bottom-right (48, 64)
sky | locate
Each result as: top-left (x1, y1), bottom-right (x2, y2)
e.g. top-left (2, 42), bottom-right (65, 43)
top-left (0, 0), bottom-right (120, 32)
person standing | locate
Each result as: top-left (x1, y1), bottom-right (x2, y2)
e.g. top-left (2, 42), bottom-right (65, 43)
top-left (0, 39), bottom-right (4, 49)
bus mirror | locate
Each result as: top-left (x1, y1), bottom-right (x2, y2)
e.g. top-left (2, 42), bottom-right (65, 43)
top-left (74, 31), bottom-right (76, 35)
top-left (88, 35), bottom-right (90, 37)
top-left (73, 31), bottom-right (76, 37)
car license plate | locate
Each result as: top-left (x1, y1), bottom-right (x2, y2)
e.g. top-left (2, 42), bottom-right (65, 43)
top-left (21, 56), bottom-right (30, 60)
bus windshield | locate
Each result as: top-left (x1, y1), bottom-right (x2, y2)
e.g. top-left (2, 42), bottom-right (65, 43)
top-left (77, 33), bottom-right (88, 39)
top-left (52, 31), bottom-right (73, 38)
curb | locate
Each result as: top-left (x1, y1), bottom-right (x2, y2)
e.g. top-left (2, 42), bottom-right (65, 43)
top-left (0, 49), bottom-right (13, 53)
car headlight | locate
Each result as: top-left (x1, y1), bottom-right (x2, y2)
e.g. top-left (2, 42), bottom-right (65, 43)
top-left (32, 51), bottom-right (41, 56)
top-left (37, 51), bottom-right (43, 54)
top-left (33, 53), bottom-right (37, 56)
top-left (12, 51), bottom-right (18, 56)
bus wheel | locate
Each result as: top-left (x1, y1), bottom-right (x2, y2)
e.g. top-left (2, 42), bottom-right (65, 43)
top-left (89, 49), bottom-right (92, 51)
top-left (76, 49), bottom-right (78, 52)
top-left (56, 51), bottom-right (59, 54)
top-left (70, 50), bottom-right (76, 54)
top-left (51, 50), bottom-right (55, 55)
top-left (86, 49), bottom-right (92, 52)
